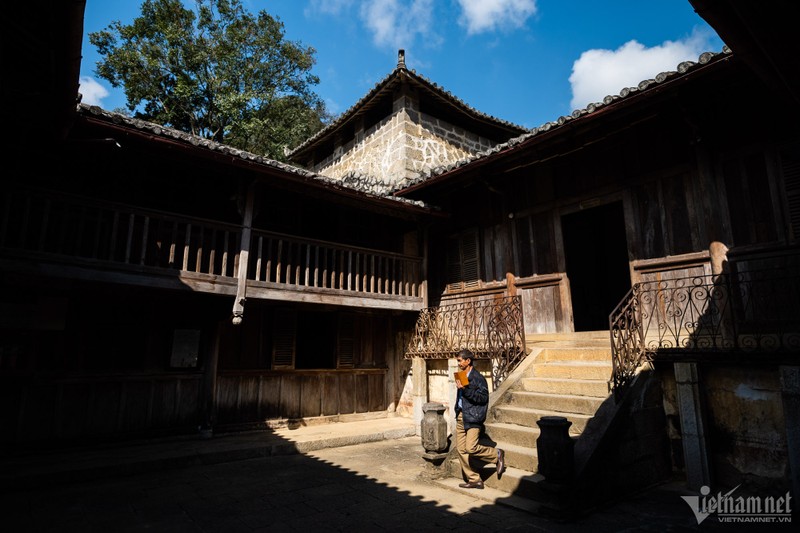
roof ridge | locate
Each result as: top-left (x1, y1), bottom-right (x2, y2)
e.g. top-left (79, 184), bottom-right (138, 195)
top-left (392, 47), bottom-right (731, 194)
top-left (286, 51), bottom-right (527, 158)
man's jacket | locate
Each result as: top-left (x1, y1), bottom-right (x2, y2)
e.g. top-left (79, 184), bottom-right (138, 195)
top-left (455, 368), bottom-right (489, 429)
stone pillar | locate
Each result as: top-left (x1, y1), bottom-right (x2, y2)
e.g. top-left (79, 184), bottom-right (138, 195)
top-left (421, 402), bottom-right (448, 454)
top-left (419, 402), bottom-right (450, 479)
top-left (411, 357), bottom-right (427, 436)
top-left (674, 362), bottom-right (711, 490)
top-left (536, 416), bottom-right (574, 484)
top-left (780, 366), bottom-right (800, 504)
top-left (448, 356), bottom-right (459, 435)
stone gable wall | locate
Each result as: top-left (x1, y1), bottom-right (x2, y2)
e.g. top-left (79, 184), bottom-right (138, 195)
top-left (312, 109), bottom-right (500, 190)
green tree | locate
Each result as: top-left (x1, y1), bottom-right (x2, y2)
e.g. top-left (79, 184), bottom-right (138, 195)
top-left (89, 0), bottom-right (330, 160)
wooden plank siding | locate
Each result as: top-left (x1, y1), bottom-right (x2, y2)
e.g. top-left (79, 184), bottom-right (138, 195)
top-left (214, 370), bottom-right (386, 428)
top-left (2, 375), bottom-right (203, 446)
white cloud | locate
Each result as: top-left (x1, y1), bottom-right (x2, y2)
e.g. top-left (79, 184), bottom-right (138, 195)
top-left (79, 76), bottom-right (110, 107)
top-left (456, 0), bottom-right (537, 35)
top-left (359, 0), bottom-right (435, 50)
top-left (569, 29), bottom-right (714, 112)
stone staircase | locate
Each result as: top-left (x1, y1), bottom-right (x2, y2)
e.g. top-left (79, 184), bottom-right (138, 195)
top-left (447, 331), bottom-right (614, 499)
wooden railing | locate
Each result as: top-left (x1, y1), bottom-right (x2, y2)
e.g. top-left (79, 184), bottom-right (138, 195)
top-left (248, 229), bottom-right (421, 297)
top-left (0, 187), bottom-right (421, 299)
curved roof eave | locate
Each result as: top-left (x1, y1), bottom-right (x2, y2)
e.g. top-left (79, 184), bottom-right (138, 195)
top-left (392, 48), bottom-right (732, 197)
top-left (74, 103), bottom-right (441, 217)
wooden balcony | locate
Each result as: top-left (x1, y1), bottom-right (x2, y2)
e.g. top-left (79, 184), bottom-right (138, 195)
top-left (0, 187), bottom-right (424, 311)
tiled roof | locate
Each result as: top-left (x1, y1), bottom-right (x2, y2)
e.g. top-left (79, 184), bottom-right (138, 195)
top-left (286, 59), bottom-right (528, 159)
top-left (75, 103), bottom-right (432, 210)
top-left (392, 48), bottom-right (731, 194)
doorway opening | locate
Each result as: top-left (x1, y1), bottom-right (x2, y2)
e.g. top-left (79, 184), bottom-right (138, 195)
top-left (561, 201), bottom-right (630, 332)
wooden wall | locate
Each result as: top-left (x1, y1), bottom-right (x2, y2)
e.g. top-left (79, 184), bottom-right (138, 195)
top-left (214, 370), bottom-right (386, 428)
top-left (2, 374), bottom-right (202, 448)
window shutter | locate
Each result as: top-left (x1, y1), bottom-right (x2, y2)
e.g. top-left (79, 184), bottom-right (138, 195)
top-left (461, 232), bottom-right (480, 288)
top-left (337, 313), bottom-right (355, 368)
top-left (272, 309), bottom-right (296, 369)
top-left (780, 144), bottom-right (800, 241)
top-left (446, 230), bottom-right (480, 291)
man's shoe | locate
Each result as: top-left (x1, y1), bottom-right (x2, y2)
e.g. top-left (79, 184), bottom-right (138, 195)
top-left (496, 448), bottom-right (506, 478)
top-left (458, 481), bottom-right (484, 489)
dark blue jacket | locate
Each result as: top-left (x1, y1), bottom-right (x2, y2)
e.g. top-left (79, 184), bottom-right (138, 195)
top-left (455, 368), bottom-right (489, 429)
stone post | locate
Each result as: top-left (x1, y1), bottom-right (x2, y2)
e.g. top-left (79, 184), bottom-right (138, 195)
top-left (674, 362), bottom-right (711, 490)
top-left (536, 416), bottom-right (574, 484)
top-left (780, 366), bottom-right (800, 505)
top-left (411, 357), bottom-right (427, 436)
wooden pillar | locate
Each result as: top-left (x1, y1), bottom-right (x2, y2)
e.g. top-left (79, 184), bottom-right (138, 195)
top-left (674, 362), bottom-right (712, 490)
top-left (200, 321), bottom-right (222, 435)
top-left (232, 183), bottom-right (255, 325)
top-left (709, 241), bottom-right (733, 347)
top-left (506, 271), bottom-right (517, 296)
top-left (421, 225), bottom-right (429, 307)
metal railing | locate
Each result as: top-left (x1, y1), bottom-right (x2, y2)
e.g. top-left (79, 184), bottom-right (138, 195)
top-left (610, 265), bottom-right (800, 393)
top-left (0, 187), bottom-right (421, 298)
top-left (405, 295), bottom-right (527, 387)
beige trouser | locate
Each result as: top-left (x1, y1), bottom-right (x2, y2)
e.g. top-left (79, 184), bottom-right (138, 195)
top-left (456, 413), bottom-right (498, 483)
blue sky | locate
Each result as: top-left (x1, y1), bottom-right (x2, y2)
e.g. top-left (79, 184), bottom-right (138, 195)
top-left (80, 0), bottom-right (724, 130)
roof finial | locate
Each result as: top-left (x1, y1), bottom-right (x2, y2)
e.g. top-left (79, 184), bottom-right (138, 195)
top-left (397, 49), bottom-right (406, 69)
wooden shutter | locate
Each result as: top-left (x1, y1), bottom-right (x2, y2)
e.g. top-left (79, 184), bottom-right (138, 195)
top-left (780, 143), bottom-right (800, 241)
top-left (337, 313), bottom-right (355, 369)
top-left (272, 309), bottom-right (296, 369)
top-left (446, 230), bottom-right (480, 291)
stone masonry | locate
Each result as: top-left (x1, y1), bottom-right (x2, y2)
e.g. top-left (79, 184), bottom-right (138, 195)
top-left (310, 92), bottom-right (499, 190)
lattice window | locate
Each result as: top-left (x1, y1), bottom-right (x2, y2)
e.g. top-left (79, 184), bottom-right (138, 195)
top-left (271, 309), bottom-right (296, 369)
top-left (445, 229), bottom-right (480, 291)
top-left (337, 313), bottom-right (355, 369)
top-left (779, 142), bottom-right (800, 242)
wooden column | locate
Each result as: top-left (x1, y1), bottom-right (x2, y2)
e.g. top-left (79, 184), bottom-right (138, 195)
top-left (232, 183), bottom-right (255, 325)
top-left (200, 321), bottom-right (222, 435)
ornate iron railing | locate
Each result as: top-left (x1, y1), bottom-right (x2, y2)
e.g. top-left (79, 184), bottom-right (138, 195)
top-left (405, 295), bottom-right (527, 387)
top-left (610, 266), bottom-right (800, 394)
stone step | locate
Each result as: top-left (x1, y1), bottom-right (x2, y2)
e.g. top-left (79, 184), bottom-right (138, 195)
top-left (526, 330), bottom-right (610, 347)
top-left (434, 475), bottom-right (544, 514)
top-left (521, 376), bottom-right (611, 397)
top-left (497, 441), bottom-right (538, 472)
top-left (492, 405), bottom-right (592, 434)
top-left (538, 347), bottom-right (612, 363)
top-left (446, 457), bottom-right (545, 497)
top-left (484, 421), bottom-right (540, 448)
top-left (474, 435), bottom-right (538, 472)
top-left (532, 360), bottom-right (612, 380)
top-left (508, 390), bottom-right (605, 415)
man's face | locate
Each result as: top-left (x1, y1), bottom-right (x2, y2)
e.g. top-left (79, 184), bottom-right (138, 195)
top-left (456, 356), bottom-right (470, 370)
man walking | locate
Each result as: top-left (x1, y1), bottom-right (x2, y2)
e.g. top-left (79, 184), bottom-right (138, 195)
top-left (454, 349), bottom-right (505, 489)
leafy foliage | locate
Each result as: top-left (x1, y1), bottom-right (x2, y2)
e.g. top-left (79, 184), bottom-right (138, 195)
top-left (89, 0), bottom-right (330, 160)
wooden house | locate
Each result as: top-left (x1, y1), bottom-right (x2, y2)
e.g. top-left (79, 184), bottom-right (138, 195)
top-left (390, 0), bottom-right (800, 503)
top-left (2, 2), bottom-right (448, 447)
top-left (2, 0), bottom-right (798, 506)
